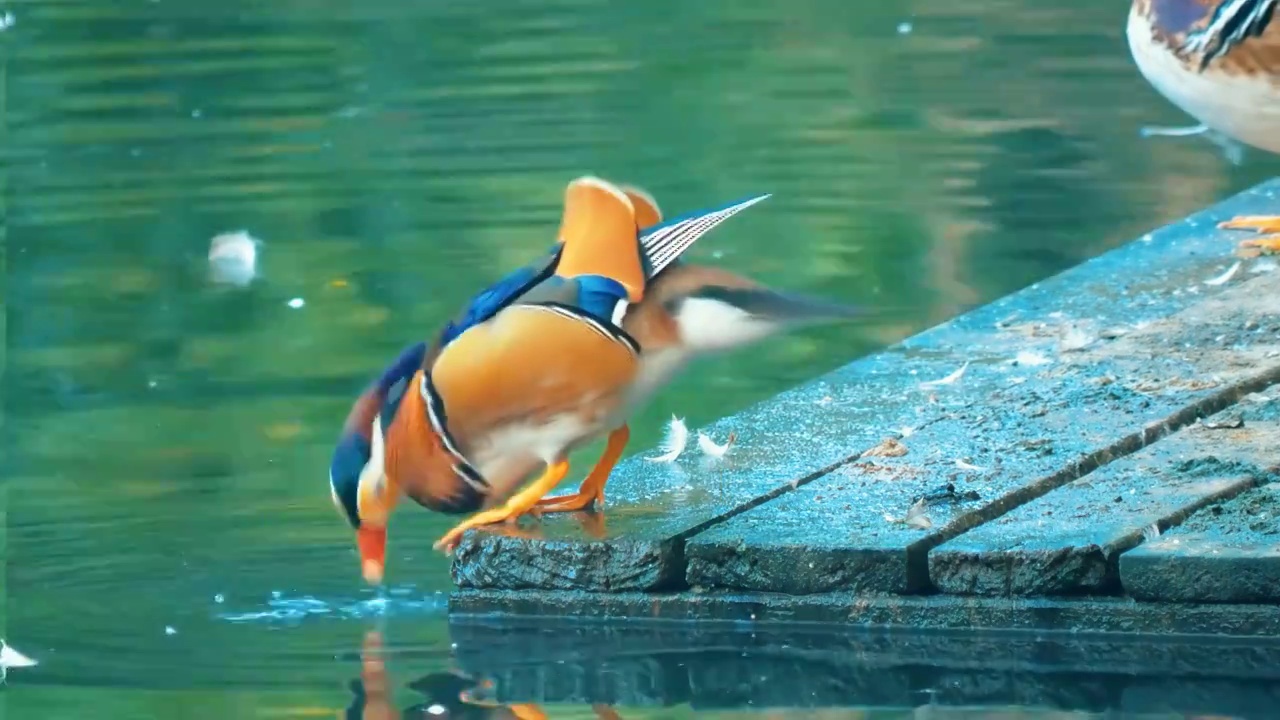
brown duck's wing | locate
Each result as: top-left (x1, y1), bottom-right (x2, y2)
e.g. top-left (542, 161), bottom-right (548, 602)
top-left (1148, 0), bottom-right (1280, 70)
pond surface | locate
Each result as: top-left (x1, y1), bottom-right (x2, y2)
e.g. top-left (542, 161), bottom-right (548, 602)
top-left (2, 0), bottom-right (1276, 717)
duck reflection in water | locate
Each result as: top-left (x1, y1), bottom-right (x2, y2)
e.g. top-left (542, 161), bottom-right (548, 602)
top-left (345, 631), bottom-right (624, 720)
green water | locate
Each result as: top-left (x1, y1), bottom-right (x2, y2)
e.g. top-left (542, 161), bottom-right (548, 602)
top-left (2, 0), bottom-right (1276, 717)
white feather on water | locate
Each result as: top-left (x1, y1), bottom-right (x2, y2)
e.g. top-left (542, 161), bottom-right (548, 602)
top-left (208, 230), bottom-right (260, 287)
top-left (0, 640), bottom-right (38, 682)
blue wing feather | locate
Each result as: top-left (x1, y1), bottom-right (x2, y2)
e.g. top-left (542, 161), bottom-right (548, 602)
top-left (438, 243), bottom-right (563, 346)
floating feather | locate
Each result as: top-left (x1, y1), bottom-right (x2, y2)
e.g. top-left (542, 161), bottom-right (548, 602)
top-left (207, 230), bottom-right (260, 287)
top-left (0, 640), bottom-right (38, 682)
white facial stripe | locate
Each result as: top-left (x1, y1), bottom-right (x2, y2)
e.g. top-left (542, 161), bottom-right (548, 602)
top-left (611, 299), bottom-right (630, 326)
top-left (356, 414), bottom-right (393, 524)
top-left (674, 297), bottom-right (776, 352)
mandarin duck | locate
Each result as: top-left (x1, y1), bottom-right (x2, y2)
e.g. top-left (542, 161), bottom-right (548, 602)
top-left (329, 176), bottom-right (862, 584)
top-left (1127, 0), bottom-right (1280, 254)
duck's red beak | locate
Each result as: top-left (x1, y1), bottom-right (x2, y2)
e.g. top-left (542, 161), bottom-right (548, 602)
top-left (357, 526), bottom-right (387, 584)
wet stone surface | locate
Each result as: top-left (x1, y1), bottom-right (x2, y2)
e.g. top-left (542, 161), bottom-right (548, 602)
top-left (448, 178), bottom-right (1280, 608)
top-left (1120, 482), bottom-right (1280, 603)
top-left (688, 264), bottom-right (1280, 594)
top-left (451, 523), bottom-right (682, 592)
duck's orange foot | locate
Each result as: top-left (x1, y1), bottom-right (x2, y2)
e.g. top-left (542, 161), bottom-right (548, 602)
top-left (433, 505), bottom-right (541, 555)
top-left (1240, 236), bottom-right (1280, 255)
top-left (1220, 215), bottom-right (1280, 233)
top-left (1219, 215), bottom-right (1280, 256)
top-left (534, 424), bottom-right (629, 515)
top-left (535, 488), bottom-right (602, 514)
top-left (432, 460), bottom-right (570, 555)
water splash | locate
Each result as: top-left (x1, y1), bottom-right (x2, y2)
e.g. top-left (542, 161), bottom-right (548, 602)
top-left (217, 586), bottom-right (448, 624)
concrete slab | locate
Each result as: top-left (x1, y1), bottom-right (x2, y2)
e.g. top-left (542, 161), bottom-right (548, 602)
top-left (927, 412), bottom-right (1280, 597)
top-left (1120, 481), bottom-right (1280, 603)
top-left (449, 177), bottom-right (1280, 596)
top-left (687, 265), bottom-right (1280, 594)
top-left (451, 511), bottom-right (685, 592)
top-left (444, 616), bottom-right (1280, 714)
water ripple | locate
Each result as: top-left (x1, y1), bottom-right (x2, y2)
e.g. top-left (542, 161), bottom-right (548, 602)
top-left (217, 587), bottom-right (449, 624)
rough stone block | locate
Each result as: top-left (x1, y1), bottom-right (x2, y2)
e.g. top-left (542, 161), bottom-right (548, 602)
top-left (1120, 482), bottom-right (1280, 603)
top-left (927, 413), bottom-right (1280, 597)
top-left (689, 265), bottom-right (1280, 594)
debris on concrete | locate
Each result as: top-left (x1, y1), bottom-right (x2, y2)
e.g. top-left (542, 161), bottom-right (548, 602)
top-left (885, 498), bottom-right (933, 530)
top-left (862, 437), bottom-right (909, 458)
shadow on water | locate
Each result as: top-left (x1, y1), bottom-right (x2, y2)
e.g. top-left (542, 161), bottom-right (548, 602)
top-left (4, 0), bottom-right (1280, 716)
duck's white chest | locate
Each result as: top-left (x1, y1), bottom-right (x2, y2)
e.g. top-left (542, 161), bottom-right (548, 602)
top-left (1126, 5), bottom-right (1280, 154)
top-left (465, 413), bottom-right (596, 492)
top-left (448, 347), bottom-right (696, 499)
